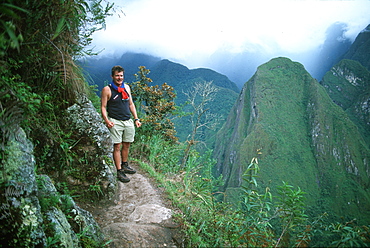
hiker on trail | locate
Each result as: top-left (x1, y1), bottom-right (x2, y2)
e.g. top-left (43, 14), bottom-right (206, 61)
top-left (101, 65), bottom-right (142, 183)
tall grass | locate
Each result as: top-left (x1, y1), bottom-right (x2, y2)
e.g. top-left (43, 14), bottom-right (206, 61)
top-left (131, 134), bottom-right (370, 247)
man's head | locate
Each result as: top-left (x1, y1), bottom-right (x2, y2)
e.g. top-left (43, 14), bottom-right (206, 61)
top-left (111, 65), bottom-right (124, 76)
top-left (111, 65), bottom-right (124, 86)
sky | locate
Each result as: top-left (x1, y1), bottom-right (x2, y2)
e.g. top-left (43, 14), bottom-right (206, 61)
top-left (90, 0), bottom-right (370, 83)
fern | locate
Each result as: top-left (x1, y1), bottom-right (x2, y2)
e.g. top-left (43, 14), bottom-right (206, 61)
top-left (0, 90), bottom-right (23, 144)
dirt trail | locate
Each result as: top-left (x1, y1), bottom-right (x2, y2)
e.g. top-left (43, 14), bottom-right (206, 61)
top-left (82, 167), bottom-right (181, 247)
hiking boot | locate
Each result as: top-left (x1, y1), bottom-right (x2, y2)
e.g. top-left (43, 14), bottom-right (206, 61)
top-left (122, 162), bottom-right (136, 174)
top-left (117, 169), bottom-right (130, 183)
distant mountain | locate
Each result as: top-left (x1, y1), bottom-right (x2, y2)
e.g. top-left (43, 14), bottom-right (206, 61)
top-left (149, 59), bottom-right (239, 95)
top-left (342, 24), bottom-right (370, 70)
top-left (213, 57), bottom-right (370, 223)
top-left (319, 23), bottom-right (370, 146)
top-left (80, 52), bottom-right (162, 88)
top-left (147, 59), bottom-right (240, 143)
top-left (206, 22), bottom-right (354, 87)
top-left (309, 22), bottom-right (352, 80)
top-left (81, 53), bottom-right (239, 144)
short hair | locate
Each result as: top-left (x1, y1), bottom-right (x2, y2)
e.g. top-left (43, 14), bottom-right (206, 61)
top-left (111, 65), bottom-right (124, 76)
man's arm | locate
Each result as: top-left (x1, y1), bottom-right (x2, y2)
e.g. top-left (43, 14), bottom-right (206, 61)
top-left (101, 86), bottom-right (114, 128)
top-left (125, 84), bottom-right (141, 128)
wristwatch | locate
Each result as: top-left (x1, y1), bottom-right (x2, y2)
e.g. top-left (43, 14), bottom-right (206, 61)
top-left (134, 119), bottom-right (140, 122)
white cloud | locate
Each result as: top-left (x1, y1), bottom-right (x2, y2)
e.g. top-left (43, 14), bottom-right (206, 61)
top-left (91, 0), bottom-right (370, 62)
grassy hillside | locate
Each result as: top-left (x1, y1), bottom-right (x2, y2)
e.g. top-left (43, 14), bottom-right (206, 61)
top-left (214, 57), bottom-right (370, 223)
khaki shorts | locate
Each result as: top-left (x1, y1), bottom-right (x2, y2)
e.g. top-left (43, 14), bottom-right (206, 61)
top-left (108, 118), bottom-right (135, 144)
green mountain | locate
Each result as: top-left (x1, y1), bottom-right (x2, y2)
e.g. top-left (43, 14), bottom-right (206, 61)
top-left (149, 59), bottom-right (239, 93)
top-left (322, 23), bottom-right (370, 147)
top-left (148, 59), bottom-right (239, 143)
top-left (214, 57), bottom-right (370, 223)
top-left (342, 24), bottom-right (370, 70)
top-left (320, 59), bottom-right (370, 146)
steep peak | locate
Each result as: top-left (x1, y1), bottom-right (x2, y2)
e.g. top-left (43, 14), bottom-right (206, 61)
top-left (214, 57), bottom-right (370, 223)
top-left (260, 57), bottom-right (307, 70)
top-left (342, 23), bottom-right (370, 70)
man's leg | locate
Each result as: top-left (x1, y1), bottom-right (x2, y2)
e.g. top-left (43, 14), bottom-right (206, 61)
top-left (121, 142), bottom-right (136, 174)
top-left (113, 143), bottom-right (122, 170)
top-left (113, 143), bottom-right (130, 182)
top-left (121, 142), bottom-right (130, 163)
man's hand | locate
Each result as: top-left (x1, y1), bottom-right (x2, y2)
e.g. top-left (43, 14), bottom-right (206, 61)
top-left (106, 121), bottom-right (114, 128)
top-left (135, 119), bottom-right (142, 128)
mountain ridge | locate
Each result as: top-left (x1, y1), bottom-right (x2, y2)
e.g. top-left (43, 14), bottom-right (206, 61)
top-left (214, 57), bottom-right (370, 223)
top-left (342, 24), bottom-right (370, 70)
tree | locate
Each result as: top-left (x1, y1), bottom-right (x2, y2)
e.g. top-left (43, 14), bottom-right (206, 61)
top-left (130, 66), bottom-right (178, 142)
top-left (3, 0), bottom-right (113, 103)
top-left (181, 81), bottom-right (220, 168)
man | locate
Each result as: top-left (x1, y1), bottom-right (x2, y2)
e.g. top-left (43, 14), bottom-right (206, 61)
top-left (101, 65), bottom-right (142, 183)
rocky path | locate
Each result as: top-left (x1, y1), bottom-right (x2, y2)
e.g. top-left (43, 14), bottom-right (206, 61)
top-left (83, 168), bottom-right (181, 247)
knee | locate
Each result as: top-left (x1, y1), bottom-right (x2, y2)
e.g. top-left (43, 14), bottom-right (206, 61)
top-left (113, 143), bottom-right (121, 152)
top-left (122, 142), bottom-right (130, 149)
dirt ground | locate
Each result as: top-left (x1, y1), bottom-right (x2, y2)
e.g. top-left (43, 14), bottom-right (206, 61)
top-left (79, 165), bottom-right (183, 247)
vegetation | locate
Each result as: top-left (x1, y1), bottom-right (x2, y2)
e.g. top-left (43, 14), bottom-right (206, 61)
top-left (321, 59), bottom-right (370, 146)
top-left (1, 0), bottom-right (370, 247)
top-left (130, 66), bottom-right (178, 142)
top-left (1, 0), bottom-right (113, 247)
top-left (181, 81), bottom-right (221, 167)
top-left (128, 61), bottom-right (370, 247)
top-left (131, 135), bottom-right (370, 247)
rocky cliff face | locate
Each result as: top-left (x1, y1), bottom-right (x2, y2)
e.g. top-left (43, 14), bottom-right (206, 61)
top-left (0, 125), bottom-right (105, 247)
top-left (0, 93), bottom-right (116, 247)
top-left (320, 59), bottom-right (370, 146)
top-left (214, 57), bottom-right (370, 223)
top-left (66, 94), bottom-right (117, 197)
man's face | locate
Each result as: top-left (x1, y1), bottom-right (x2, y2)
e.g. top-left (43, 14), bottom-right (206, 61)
top-left (112, 71), bottom-right (124, 85)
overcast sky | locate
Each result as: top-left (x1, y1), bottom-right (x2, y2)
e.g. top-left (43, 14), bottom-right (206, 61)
top-left (91, 0), bottom-right (370, 80)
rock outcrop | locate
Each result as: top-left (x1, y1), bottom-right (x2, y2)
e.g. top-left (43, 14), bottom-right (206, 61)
top-left (0, 126), bottom-right (105, 247)
top-left (0, 127), bottom-right (46, 247)
top-left (66, 94), bottom-right (116, 199)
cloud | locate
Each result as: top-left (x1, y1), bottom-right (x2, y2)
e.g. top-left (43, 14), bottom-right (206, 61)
top-left (91, 0), bottom-right (370, 66)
